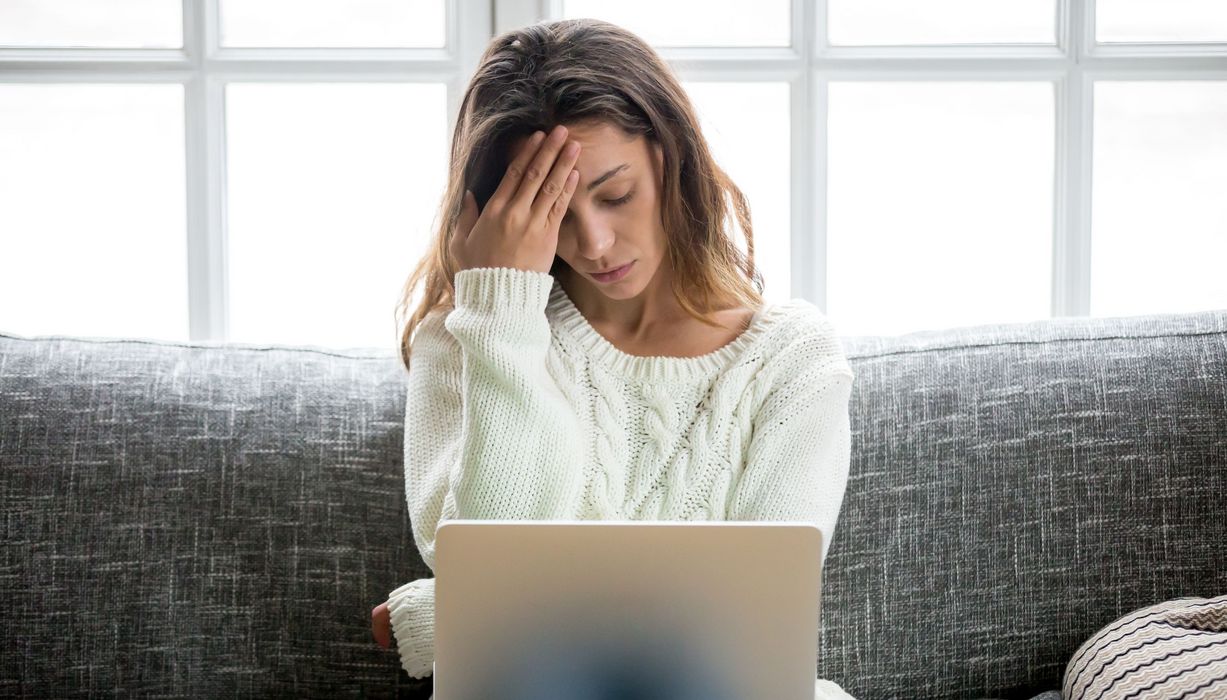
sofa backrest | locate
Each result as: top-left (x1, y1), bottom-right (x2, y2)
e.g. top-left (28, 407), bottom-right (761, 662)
top-left (827, 308), bottom-right (1227, 699)
top-left (0, 334), bottom-right (431, 697)
top-left (2, 308), bottom-right (1224, 698)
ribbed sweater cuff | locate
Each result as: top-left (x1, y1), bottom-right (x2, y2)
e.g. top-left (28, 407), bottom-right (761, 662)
top-left (386, 578), bottom-right (435, 679)
top-left (453, 266), bottom-right (553, 312)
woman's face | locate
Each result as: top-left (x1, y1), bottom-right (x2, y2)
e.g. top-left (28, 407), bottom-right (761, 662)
top-left (506, 120), bottom-right (668, 301)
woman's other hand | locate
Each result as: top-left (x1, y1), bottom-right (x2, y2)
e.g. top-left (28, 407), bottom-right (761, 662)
top-left (371, 601), bottom-right (392, 649)
top-left (451, 124), bottom-right (582, 274)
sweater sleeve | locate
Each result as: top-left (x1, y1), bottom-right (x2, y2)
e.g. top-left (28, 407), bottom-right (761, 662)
top-left (726, 319), bottom-right (855, 570)
top-left (384, 266), bottom-right (587, 679)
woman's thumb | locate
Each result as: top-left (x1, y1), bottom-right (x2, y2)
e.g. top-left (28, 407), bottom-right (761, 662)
top-left (456, 189), bottom-right (478, 237)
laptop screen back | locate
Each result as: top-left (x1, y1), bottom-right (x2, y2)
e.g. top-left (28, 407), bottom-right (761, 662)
top-left (433, 520), bottom-right (824, 700)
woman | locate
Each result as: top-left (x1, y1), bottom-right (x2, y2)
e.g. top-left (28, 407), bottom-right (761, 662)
top-left (371, 18), bottom-right (858, 700)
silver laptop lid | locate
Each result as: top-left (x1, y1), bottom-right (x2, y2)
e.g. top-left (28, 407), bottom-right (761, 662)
top-left (433, 520), bottom-right (824, 700)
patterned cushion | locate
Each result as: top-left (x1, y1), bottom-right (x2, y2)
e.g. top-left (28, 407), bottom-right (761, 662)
top-left (1063, 593), bottom-right (1227, 699)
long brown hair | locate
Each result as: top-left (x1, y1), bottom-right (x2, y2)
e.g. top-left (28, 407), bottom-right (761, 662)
top-left (394, 17), bottom-right (764, 373)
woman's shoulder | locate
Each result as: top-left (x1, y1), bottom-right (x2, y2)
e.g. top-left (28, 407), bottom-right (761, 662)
top-left (761, 298), bottom-right (844, 348)
top-left (756, 299), bottom-right (854, 380)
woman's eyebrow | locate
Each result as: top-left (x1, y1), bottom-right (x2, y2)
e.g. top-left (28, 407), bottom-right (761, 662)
top-left (586, 163), bottom-right (630, 192)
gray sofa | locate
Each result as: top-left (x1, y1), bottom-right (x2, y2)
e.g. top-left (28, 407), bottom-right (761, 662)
top-left (2, 307), bottom-right (1224, 699)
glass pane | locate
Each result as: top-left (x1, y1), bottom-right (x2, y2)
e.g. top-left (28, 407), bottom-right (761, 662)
top-left (1097, 0), bottom-right (1227, 43)
top-left (225, 83), bottom-right (447, 350)
top-left (0, 84), bottom-right (187, 340)
top-left (0, 0), bottom-right (181, 48)
top-left (683, 82), bottom-right (791, 305)
top-left (828, 0), bottom-right (1055, 46)
top-left (219, 0), bottom-right (444, 48)
top-left (560, 0), bottom-right (789, 48)
top-left (1090, 82), bottom-right (1227, 318)
top-left (826, 82), bottom-right (1054, 337)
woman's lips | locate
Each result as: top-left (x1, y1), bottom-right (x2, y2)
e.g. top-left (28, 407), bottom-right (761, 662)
top-left (591, 260), bottom-right (634, 283)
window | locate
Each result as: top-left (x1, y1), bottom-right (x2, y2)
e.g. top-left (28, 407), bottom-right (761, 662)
top-left (0, 0), bottom-right (485, 348)
top-left (2, 0), bottom-right (1224, 345)
top-left (546, 0), bottom-right (1227, 336)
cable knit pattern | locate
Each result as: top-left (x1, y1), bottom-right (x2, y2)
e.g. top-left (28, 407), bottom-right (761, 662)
top-left (384, 266), bottom-right (856, 699)
top-left (589, 362), bottom-right (628, 518)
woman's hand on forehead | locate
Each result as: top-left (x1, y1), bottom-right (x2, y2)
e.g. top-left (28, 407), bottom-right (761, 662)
top-left (451, 124), bottom-right (582, 275)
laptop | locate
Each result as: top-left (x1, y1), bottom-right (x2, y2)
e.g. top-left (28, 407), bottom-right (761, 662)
top-left (432, 520), bottom-right (825, 700)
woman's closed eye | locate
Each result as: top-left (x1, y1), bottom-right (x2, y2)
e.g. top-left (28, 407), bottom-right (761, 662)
top-left (562, 190), bottom-right (635, 222)
top-left (606, 190), bottom-right (634, 207)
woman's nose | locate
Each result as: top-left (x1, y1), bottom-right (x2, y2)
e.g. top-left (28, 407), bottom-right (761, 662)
top-left (572, 221), bottom-right (615, 260)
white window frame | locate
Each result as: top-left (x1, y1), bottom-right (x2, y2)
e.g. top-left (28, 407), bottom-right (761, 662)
top-left (2, 0), bottom-right (1225, 340)
top-left (512, 0), bottom-right (1227, 316)
top-left (0, 0), bottom-right (492, 342)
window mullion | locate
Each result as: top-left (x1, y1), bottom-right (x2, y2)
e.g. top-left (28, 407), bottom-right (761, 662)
top-left (449, 0), bottom-right (497, 137)
top-left (1053, 0), bottom-right (1093, 317)
top-left (494, 0), bottom-right (548, 35)
top-left (184, 0), bottom-right (229, 341)
top-left (800, 0), bottom-right (825, 310)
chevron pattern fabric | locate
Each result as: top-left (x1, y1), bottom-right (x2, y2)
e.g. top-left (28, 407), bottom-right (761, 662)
top-left (1063, 593), bottom-right (1227, 699)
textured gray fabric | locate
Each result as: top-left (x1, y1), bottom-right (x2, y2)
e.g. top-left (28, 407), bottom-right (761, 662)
top-left (0, 336), bottom-right (430, 698)
top-left (824, 309), bottom-right (1227, 700)
top-left (2, 307), bottom-right (1224, 699)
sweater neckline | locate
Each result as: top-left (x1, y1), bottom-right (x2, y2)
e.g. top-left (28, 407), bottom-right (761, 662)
top-left (546, 277), bottom-right (787, 382)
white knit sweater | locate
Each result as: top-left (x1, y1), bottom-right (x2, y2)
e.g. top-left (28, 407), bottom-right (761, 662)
top-left (385, 266), bottom-right (857, 697)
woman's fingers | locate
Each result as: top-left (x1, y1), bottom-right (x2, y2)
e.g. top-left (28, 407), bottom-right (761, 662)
top-left (544, 168), bottom-right (580, 232)
top-left (371, 603), bottom-right (391, 649)
top-left (450, 124), bottom-right (578, 274)
top-left (456, 189), bottom-right (477, 235)
top-left (486, 130), bottom-right (546, 212)
top-left (510, 125), bottom-right (571, 214)
top-left (532, 139), bottom-right (581, 228)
